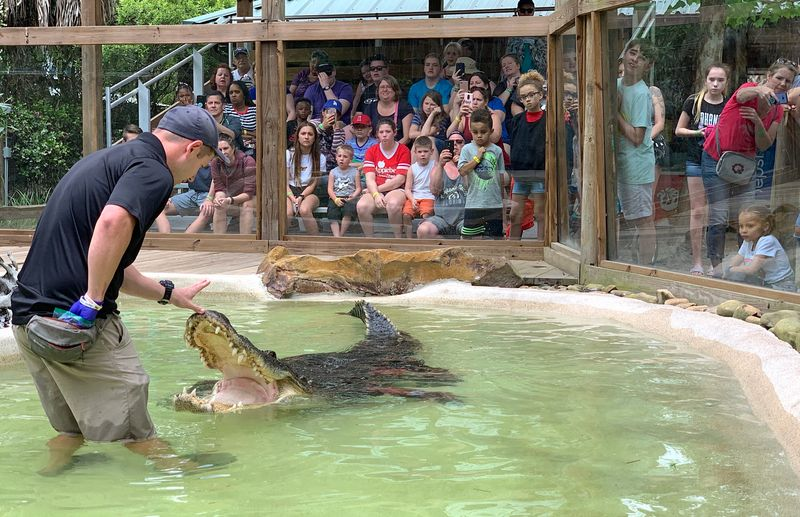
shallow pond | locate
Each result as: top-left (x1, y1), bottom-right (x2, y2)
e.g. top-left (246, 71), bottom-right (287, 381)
top-left (0, 300), bottom-right (797, 516)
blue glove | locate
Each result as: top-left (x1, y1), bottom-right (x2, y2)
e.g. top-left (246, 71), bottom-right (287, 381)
top-left (56, 295), bottom-right (103, 329)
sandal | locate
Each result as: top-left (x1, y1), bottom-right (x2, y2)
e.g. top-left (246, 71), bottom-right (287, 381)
top-left (689, 265), bottom-right (704, 276)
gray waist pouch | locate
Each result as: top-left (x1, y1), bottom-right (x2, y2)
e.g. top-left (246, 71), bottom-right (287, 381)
top-left (26, 315), bottom-right (98, 363)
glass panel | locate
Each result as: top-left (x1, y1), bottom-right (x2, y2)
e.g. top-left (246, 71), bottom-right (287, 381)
top-left (284, 35), bottom-right (548, 240)
top-left (605, 2), bottom-right (800, 294)
top-left (559, 29), bottom-right (581, 249)
top-left (133, 42), bottom-right (259, 235)
top-left (0, 45), bottom-right (83, 230)
top-left (0, 41), bottom-right (260, 236)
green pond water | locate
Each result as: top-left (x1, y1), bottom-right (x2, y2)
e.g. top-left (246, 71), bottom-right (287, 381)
top-left (0, 300), bottom-right (798, 516)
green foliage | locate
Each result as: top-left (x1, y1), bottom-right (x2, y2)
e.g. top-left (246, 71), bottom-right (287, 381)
top-left (104, 0), bottom-right (234, 129)
top-left (9, 188), bottom-right (52, 206)
top-left (724, 0), bottom-right (800, 28)
top-left (114, 0), bottom-right (234, 26)
top-left (665, 0), bottom-right (800, 29)
top-left (5, 99), bottom-right (82, 200)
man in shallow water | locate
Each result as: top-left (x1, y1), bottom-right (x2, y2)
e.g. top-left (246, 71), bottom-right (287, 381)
top-left (10, 106), bottom-right (227, 475)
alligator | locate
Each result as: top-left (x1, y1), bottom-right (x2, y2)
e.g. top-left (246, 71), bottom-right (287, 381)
top-left (173, 301), bottom-right (459, 413)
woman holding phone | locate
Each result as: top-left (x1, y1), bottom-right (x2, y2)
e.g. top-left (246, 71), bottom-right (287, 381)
top-left (701, 58), bottom-right (797, 277)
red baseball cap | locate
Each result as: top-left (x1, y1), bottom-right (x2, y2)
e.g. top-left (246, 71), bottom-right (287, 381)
top-left (351, 114), bottom-right (372, 126)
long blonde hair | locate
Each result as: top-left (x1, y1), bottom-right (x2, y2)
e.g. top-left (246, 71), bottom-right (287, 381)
top-left (693, 63), bottom-right (730, 125)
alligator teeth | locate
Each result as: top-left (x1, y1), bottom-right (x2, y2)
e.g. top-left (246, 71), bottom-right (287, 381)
top-left (182, 387), bottom-right (188, 395)
top-left (237, 354), bottom-right (246, 365)
top-left (215, 326), bottom-right (221, 334)
top-left (231, 348), bottom-right (237, 357)
top-left (190, 389), bottom-right (197, 397)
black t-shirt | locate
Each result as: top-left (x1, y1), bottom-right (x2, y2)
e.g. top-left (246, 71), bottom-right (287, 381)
top-left (509, 110), bottom-right (547, 180)
top-left (681, 94), bottom-right (726, 164)
top-left (11, 132), bottom-right (174, 324)
top-left (357, 83), bottom-right (378, 113)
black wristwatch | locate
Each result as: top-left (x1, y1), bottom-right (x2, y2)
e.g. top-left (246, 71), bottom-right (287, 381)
top-left (158, 279), bottom-right (174, 305)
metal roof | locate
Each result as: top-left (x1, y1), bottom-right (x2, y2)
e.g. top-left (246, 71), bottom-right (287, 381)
top-left (183, 0), bottom-right (557, 24)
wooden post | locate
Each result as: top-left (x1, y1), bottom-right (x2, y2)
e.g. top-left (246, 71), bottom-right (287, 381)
top-left (428, 0), bottom-right (443, 18)
top-left (81, 0), bottom-right (103, 156)
top-left (580, 12), bottom-right (606, 265)
top-left (237, 0), bottom-right (254, 19)
top-left (544, 33), bottom-right (560, 246)
top-left (258, 0), bottom-right (285, 240)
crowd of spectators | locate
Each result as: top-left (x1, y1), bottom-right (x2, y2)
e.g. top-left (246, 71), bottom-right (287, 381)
top-left (615, 37), bottom-right (800, 292)
top-left (141, 0), bottom-right (548, 239)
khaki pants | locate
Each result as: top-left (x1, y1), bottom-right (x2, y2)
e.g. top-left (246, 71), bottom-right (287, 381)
top-left (13, 314), bottom-right (156, 442)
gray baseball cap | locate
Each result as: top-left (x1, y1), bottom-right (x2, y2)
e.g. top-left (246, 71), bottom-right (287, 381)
top-left (157, 105), bottom-right (229, 164)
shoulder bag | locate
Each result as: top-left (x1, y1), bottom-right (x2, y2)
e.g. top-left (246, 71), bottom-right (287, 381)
top-left (715, 127), bottom-right (756, 185)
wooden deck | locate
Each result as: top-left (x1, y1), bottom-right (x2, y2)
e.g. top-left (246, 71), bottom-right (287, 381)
top-left (0, 247), bottom-right (265, 276)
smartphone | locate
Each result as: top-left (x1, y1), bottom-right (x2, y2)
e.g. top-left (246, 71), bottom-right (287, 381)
top-left (455, 62), bottom-right (466, 76)
top-left (196, 94), bottom-right (206, 107)
top-left (775, 91), bottom-right (789, 104)
top-left (463, 92), bottom-right (473, 105)
top-left (317, 63), bottom-right (333, 75)
top-left (447, 140), bottom-right (455, 154)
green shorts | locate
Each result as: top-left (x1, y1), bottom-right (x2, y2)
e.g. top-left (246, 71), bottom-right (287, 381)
top-left (13, 313), bottom-right (156, 442)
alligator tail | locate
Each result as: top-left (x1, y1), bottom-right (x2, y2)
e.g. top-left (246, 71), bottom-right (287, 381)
top-left (348, 300), bottom-right (398, 340)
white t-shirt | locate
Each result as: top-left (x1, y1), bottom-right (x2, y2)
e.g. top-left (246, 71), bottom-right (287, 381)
top-left (286, 150), bottom-right (326, 187)
top-left (737, 234), bottom-right (793, 284)
top-left (409, 160), bottom-right (435, 200)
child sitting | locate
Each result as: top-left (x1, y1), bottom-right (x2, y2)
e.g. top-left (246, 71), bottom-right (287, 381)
top-left (346, 114), bottom-right (378, 171)
top-left (327, 145), bottom-right (362, 237)
top-left (725, 205), bottom-right (796, 292)
top-left (402, 136), bottom-right (437, 238)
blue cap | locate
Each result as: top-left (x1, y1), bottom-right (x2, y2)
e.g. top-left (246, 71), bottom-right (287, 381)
top-left (323, 99), bottom-right (343, 113)
top-left (157, 105), bottom-right (229, 164)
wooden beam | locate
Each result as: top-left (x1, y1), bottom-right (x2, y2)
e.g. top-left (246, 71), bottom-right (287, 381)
top-left (595, 261), bottom-right (800, 307)
top-left (81, 0), bottom-right (103, 155)
top-left (0, 204), bottom-right (44, 220)
top-left (269, 17), bottom-right (550, 40)
top-left (260, 0), bottom-right (284, 240)
top-left (0, 24), bottom-right (269, 46)
top-left (236, 0), bottom-right (254, 19)
top-left (545, 33), bottom-right (560, 247)
top-left (580, 12), bottom-right (606, 266)
top-left (578, 0), bottom-right (640, 15)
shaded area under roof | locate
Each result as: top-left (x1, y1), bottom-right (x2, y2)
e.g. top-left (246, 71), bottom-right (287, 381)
top-left (183, 0), bottom-right (556, 24)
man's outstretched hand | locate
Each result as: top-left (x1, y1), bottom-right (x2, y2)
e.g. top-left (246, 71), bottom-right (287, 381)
top-left (169, 279), bottom-right (211, 314)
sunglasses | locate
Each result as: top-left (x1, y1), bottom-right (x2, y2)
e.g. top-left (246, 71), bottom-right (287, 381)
top-left (775, 57), bottom-right (798, 70)
top-left (370, 65), bottom-right (387, 72)
top-left (518, 7), bottom-right (534, 14)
